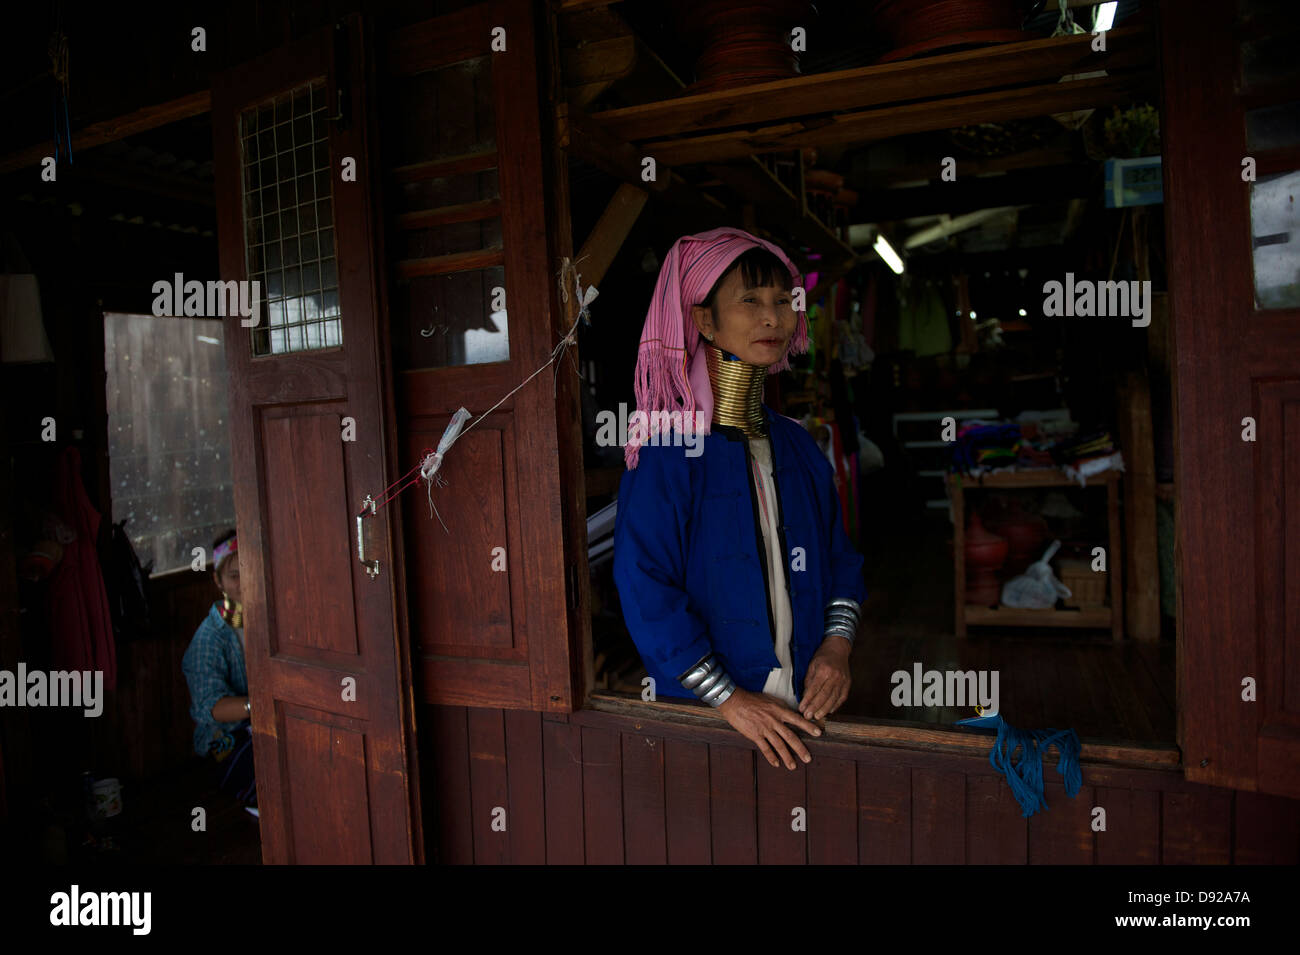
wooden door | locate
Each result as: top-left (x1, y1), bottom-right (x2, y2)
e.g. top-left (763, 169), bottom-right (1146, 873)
top-left (212, 16), bottom-right (422, 862)
top-left (380, 0), bottom-right (585, 711)
top-left (1163, 0), bottom-right (1300, 796)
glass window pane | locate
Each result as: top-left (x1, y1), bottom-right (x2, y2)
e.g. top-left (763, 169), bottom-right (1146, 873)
top-left (391, 265), bottom-right (508, 369)
top-left (239, 80), bottom-right (341, 356)
top-left (1250, 169), bottom-right (1300, 309)
top-left (385, 56), bottom-right (495, 167)
top-left (1240, 31), bottom-right (1300, 90)
top-left (1244, 100), bottom-right (1300, 152)
top-left (103, 313), bottom-right (236, 575)
top-left (398, 169), bottom-right (498, 212)
top-left (392, 216), bottom-right (502, 262)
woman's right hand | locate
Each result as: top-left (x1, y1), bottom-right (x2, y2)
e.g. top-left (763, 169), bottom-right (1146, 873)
top-left (716, 688), bottom-right (822, 770)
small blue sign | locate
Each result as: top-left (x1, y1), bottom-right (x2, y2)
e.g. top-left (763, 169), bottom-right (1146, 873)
top-left (1105, 156), bottom-right (1163, 208)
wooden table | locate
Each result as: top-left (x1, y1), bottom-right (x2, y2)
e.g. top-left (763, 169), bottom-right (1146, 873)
top-left (948, 468), bottom-right (1123, 641)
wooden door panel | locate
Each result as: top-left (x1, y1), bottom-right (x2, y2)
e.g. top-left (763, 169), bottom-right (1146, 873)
top-left (262, 409), bottom-right (359, 658)
top-left (213, 15), bottom-right (422, 862)
top-left (247, 351), bottom-right (347, 404)
top-left (383, 0), bottom-right (578, 711)
top-left (1164, 0), bottom-right (1300, 796)
top-left (404, 417), bottom-right (520, 654)
top-left (1255, 378), bottom-right (1300, 797)
top-left (282, 710), bottom-right (373, 865)
top-left (423, 658), bottom-right (532, 709)
top-left (401, 364), bottom-right (515, 413)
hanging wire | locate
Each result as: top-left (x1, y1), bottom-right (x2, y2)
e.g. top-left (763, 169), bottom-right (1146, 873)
top-left (357, 257), bottom-right (595, 531)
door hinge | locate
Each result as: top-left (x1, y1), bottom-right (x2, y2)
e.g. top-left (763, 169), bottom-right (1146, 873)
top-left (328, 20), bottom-right (352, 129)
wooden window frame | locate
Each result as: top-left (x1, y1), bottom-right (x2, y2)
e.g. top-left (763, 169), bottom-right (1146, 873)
top-left (537, 5), bottom-right (1183, 773)
top-left (581, 694), bottom-right (1181, 771)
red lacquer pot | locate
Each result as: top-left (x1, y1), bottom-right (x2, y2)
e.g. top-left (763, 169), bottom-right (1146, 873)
top-left (965, 513), bottom-right (1008, 607)
top-left (992, 499), bottom-right (1049, 574)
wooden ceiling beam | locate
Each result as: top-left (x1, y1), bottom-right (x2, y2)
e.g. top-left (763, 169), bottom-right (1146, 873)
top-left (576, 182), bottom-right (648, 288)
top-left (58, 161), bottom-right (215, 208)
top-left (851, 163), bottom-right (1095, 222)
top-left (706, 157), bottom-right (854, 261)
top-left (590, 24), bottom-right (1152, 143)
top-left (854, 145), bottom-right (1084, 187)
top-left (562, 104), bottom-right (732, 237)
top-left (564, 103), bottom-right (666, 192)
top-left (563, 104), bottom-right (727, 214)
top-left (644, 71), bottom-right (1156, 165)
top-left (0, 90), bottom-right (210, 176)
top-left (558, 0), bottom-right (620, 11)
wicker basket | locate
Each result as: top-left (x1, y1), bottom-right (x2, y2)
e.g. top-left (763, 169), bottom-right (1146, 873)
top-left (1057, 558), bottom-right (1107, 608)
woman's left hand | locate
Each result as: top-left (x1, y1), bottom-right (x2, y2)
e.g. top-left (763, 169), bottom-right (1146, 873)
top-left (799, 637), bottom-right (852, 721)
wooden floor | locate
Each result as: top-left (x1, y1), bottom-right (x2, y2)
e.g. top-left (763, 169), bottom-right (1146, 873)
top-left (595, 512), bottom-right (1176, 745)
top-left (75, 760), bottom-right (262, 865)
top-left (846, 513), bottom-right (1176, 743)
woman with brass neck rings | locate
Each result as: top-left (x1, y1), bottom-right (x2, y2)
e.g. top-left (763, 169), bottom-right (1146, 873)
top-left (613, 228), bottom-right (867, 771)
top-left (181, 528), bottom-right (257, 808)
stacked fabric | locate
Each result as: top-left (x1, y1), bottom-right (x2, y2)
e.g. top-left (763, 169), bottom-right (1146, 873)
top-left (1015, 441), bottom-right (1055, 468)
top-left (1051, 430), bottom-right (1125, 486)
top-left (1013, 421), bottom-right (1056, 468)
top-left (948, 418), bottom-right (1123, 482)
top-left (950, 421), bottom-right (1022, 474)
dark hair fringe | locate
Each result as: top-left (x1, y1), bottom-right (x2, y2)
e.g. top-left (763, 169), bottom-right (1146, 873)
top-left (698, 246), bottom-right (794, 309)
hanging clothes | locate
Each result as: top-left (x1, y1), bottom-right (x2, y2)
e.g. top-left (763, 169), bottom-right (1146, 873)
top-left (860, 270), bottom-right (878, 351)
top-left (48, 446), bottom-right (117, 690)
top-left (897, 278), bottom-right (953, 357)
top-left (828, 420), bottom-right (851, 536)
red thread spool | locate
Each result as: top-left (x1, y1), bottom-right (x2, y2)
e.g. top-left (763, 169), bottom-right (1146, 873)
top-left (671, 0), bottom-right (812, 92)
top-left (872, 0), bottom-right (1027, 63)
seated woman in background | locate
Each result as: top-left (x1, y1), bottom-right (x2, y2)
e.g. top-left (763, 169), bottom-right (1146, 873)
top-left (182, 528), bottom-right (256, 811)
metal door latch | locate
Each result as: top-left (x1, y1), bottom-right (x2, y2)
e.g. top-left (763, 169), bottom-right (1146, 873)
top-left (357, 494), bottom-right (380, 578)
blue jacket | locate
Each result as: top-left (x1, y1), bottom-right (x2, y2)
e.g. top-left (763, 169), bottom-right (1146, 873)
top-left (613, 405), bottom-right (867, 703)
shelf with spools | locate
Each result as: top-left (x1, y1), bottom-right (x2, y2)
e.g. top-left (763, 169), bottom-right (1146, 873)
top-left (947, 468), bottom-right (1122, 641)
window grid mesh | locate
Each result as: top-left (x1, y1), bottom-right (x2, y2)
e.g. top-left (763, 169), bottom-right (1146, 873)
top-left (239, 81), bottom-right (342, 355)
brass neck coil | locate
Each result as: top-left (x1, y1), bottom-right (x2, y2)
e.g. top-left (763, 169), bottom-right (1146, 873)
top-left (704, 342), bottom-right (767, 438)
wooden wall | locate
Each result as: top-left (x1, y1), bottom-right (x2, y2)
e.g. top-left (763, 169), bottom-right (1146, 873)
top-left (95, 571), bottom-right (220, 780)
top-left (0, 197), bottom-right (228, 803)
top-left (424, 703), bottom-right (1300, 864)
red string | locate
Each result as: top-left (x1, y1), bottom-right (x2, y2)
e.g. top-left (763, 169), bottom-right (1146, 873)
top-left (358, 447), bottom-right (436, 517)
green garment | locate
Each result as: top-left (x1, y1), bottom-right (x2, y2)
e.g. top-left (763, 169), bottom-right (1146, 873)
top-left (898, 281), bottom-right (952, 357)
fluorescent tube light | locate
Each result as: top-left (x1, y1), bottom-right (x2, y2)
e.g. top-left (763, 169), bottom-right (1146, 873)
top-left (873, 233), bottom-right (904, 274)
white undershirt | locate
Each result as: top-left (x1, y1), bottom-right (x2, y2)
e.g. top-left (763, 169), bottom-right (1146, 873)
top-left (748, 435), bottom-right (798, 708)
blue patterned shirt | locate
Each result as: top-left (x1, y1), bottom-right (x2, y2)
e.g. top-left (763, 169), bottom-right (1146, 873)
top-left (181, 602), bottom-right (248, 757)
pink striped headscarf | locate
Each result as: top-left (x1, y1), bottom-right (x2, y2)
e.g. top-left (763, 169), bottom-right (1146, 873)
top-left (625, 227), bottom-right (808, 469)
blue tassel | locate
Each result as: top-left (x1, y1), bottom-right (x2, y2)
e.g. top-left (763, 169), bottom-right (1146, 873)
top-left (956, 712), bottom-right (1082, 818)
